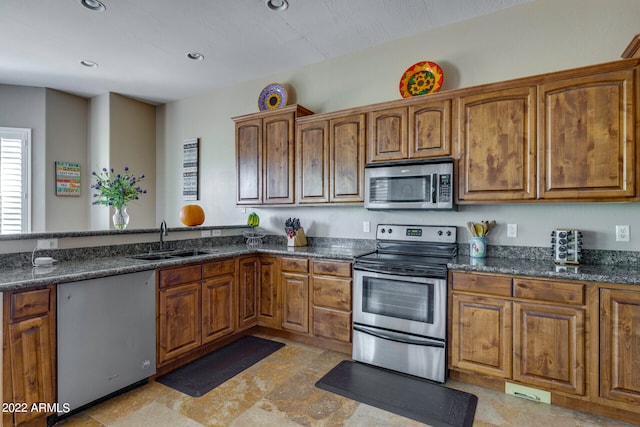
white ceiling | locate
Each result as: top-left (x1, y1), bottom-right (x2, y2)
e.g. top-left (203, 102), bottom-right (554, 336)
top-left (0, 0), bottom-right (532, 104)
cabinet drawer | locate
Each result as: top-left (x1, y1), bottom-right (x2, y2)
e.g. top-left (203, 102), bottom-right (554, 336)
top-left (281, 257), bottom-right (309, 273)
top-left (451, 271), bottom-right (512, 297)
top-left (312, 307), bottom-right (351, 343)
top-left (158, 264), bottom-right (202, 288)
top-left (312, 277), bottom-right (351, 310)
top-left (514, 278), bottom-right (584, 305)
top-left (10, 288), bottom-right (52, 321)
top-left (313, 259), bottom-right (352, 277)
top-left (202, 258), bottom-right (235, 278)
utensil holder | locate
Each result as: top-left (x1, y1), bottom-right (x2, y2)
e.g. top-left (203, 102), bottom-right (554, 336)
top-left (469, 237), bottom-right (487, 258)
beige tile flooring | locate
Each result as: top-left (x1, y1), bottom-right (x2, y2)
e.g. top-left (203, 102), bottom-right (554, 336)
top-left (55, 334), bottom-right (637, 427)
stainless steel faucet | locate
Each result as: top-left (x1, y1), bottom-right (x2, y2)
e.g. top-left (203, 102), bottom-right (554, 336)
top-left (159, 220), bottom-right (168, 251)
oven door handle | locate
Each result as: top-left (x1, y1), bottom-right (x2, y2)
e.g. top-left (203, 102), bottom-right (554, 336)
top-left (354, 324), bottom-right (445, 348)
top-left (353, 265), bottom-right (441, 278)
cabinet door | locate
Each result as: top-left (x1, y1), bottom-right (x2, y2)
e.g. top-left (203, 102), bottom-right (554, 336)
top-left (311, 276), bottom-right (352, 343)
top-left (331, 113), bottom-right (366, 203)
top-left (367, 107), bottom-right (408, 162)
top-left (236, 117), bottom-right (263, 204)
top-left (158, 283), bottom-right (201, 366)
top-left (297, 119), bottom-right (329, 203)
top-left (263, 111), bottom-right (296, 204)
top-left (450, 293), bottom-right (512, 378)
top-left (237, 256), bottom-right (259, 329)
top-left (408, 99), bottom-right (452, 158)
top-left (513, 302), bottom-right (585, 395)
top-left (539, 69), bottom-right (635, 200)
top-left (8, 315), bottom-right (55, 425)
top-left (202, 275), bottom-right (235, 344)
top-left (600, 289), bottom-right (640, 404)
top-left (258, 256), bottom-right (281, 328)
top-left (281, 272), bottom-right (309, 333)
top-left (458, 86), bottom-right (536, 201)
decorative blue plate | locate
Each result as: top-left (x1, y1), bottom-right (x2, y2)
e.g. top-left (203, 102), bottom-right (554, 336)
top-left (258, 83), bottom-right (288, 111)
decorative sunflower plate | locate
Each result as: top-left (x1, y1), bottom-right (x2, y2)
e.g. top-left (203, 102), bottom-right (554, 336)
top-left (258, 83), bottom-right (288, 111)
top-left (399, 61), bottom-right (444, 98)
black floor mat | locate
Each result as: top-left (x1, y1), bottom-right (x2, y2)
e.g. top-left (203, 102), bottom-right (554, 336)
top-left (156, 336), bottom-right (284, 397)
top-left (316, 360), bottom-right (477, 427)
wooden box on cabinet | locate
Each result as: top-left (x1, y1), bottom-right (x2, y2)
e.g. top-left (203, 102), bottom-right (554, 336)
top-left (3, 286), bottom-right (56, 427)
top-left (235, 105), bottom-right (313, 205)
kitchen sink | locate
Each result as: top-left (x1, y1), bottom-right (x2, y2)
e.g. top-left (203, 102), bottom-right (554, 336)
top-left (129, 248), bottom-right (216, 261)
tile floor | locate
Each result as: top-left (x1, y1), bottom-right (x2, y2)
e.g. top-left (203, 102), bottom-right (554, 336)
top-left (55, 334), bottom-right (637, 427)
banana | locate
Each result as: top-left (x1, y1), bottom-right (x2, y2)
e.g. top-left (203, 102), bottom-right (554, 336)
top-left (247, 212), bottom-right (260, 227)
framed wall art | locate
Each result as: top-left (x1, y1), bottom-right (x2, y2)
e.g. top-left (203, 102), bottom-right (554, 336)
top-left (183, 138), bottom-right (199, 200)
top-left (55, 161), bottom-right (81, 196)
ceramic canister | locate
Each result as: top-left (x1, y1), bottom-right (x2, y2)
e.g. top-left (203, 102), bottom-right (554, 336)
top-left (469, 237), bottom-right (487, 258)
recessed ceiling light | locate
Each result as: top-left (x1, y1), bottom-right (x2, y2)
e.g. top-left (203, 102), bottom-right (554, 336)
top-left (265, 0), bottom-right (288, 12)
top-left (80, 60), bottom-right (98, 68)
top-left (80, 0), bottom-right (106, 12)
top-left (186, 52), bottom-right (205, 61)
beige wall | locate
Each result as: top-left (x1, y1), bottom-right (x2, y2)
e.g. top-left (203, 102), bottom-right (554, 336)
top-left (158, 0), bottom-right (640, 251)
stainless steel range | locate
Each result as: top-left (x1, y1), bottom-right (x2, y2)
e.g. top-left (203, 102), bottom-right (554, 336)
top-left (352, 224), bottom-right (457, 383)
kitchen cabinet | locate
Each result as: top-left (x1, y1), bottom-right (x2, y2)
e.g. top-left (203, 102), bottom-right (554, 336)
top-left (238, 256), bottom-right (259, 329)
top-left (280, 257), bottom-right (309, 333)
top-left (449, 272), bottom-right (587, 397)
top-left (3, 286), bottom-right (56, 427)
top-left (457, 86), bottom-right (537, 201)
top-left (296, 113), bottom-right (365, 204)
top-left (234, 105), bottom-right (313, 205)
top-left (538, 68), bottom-right (636, 201)
top-left (257, 255), bottom-right (280, 328)
top-left (367, 99), bottom-right (452, 163)
top-left (600, 288), bottom-right (640, 405)
top-left (310, 259), bottom-right (353, 346)
top-left (157, 259), bottom-right (237, 367)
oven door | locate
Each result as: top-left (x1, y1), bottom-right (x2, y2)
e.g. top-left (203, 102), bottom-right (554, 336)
top-left (353, 269), bottom-right (446, 340)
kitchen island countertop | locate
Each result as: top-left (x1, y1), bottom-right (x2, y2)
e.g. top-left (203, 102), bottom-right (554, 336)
top-left (0, 244), bottom-right (374, 292)
top-left (449, 256), bottom-right (640, 285)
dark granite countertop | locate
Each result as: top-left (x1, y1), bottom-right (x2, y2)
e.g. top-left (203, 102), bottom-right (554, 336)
top-left (0, 244), bottom-right (374, 292)
top-left (448, 256), bottom-right (640, 286)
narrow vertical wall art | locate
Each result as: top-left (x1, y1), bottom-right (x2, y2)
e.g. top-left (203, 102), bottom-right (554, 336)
top-left (183, 138), bottom-right (199, 200)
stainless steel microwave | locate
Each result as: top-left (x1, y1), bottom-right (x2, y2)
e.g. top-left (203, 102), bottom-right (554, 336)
top-left (364, 159), bottom-right (454, 210)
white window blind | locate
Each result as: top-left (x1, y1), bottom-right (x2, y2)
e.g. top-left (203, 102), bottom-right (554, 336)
top-left (0, 128), bottom-right (30, 234)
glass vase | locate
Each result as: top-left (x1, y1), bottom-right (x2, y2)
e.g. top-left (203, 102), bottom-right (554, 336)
top-left (112, 206), bottom-right (129, 230)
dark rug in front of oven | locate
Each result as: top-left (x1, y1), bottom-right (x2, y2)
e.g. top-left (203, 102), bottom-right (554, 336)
top-left (316, 360), bottom-right (477, 427)
top-left (156, 336), bottom-right (284, 397)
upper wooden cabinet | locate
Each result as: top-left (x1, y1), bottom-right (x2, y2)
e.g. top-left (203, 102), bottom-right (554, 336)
top-left (458, 86), bottom-right (537, 201)
top-left (367, 99), bottom-right (452, 163)
top-left (539, 68), bottom-right (636, 201)
top-left (296, 113), bottom-right (365, 204)
top-left (235, 105), bottom-right (313, 205)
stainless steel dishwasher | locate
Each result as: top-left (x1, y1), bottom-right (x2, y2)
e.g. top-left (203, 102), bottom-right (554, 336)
top-left (57, 270), bottom-right (156, 413)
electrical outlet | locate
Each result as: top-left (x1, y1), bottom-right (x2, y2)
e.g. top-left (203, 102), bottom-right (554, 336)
top-left (37, 239), bottom-right (58, 249)
top-left (363, 221), bottom-right (370, 233)
top-left (211, 229), bottom-right (222, 237)
top-left (507, 224), bottom-right (518, 238)
top-left (616, 225), bottom-right (630, 242)
top-left (200, 230), bottom-right (212, 237)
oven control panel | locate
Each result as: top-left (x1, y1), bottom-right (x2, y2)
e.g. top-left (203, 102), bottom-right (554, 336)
top-left (376, 224), bottom-right (457, 243)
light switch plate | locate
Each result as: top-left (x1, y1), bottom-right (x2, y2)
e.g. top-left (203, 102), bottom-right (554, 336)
top-left (507, 224), bottom-right (517, 238)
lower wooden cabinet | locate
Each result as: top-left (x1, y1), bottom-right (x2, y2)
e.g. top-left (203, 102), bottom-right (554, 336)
top-left (157, 259), bottom-right (236, 367)
top-left (311, 260), bottom-right (352, 344)
top-left (449, 272), bottom-right (587, 396)
top-left (237, 256), bottom-right (259, 329)
top-left (281, 257), bottom-right (310, 333)
top-left (3, 286), bottom-right (56, 427)
top-left (600, 288), bottom-right (640, 405)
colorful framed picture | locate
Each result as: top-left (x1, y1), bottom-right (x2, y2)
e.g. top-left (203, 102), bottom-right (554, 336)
top-left (55, 161), bottom-right (81, 196)
top-left (183, 138), bottom-right (199, 200)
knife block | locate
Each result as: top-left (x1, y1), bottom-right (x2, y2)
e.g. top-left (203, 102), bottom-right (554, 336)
top-left (287, 227), bottom-right (307, 247)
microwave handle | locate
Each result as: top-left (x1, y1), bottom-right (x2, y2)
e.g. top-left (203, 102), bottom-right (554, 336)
top-left (431, 173), bottom-right (437, 204)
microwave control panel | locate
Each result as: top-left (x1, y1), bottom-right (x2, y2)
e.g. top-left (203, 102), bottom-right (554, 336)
top-left (438, 174), bottom-right (451, 202)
